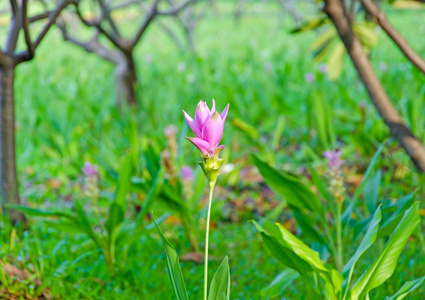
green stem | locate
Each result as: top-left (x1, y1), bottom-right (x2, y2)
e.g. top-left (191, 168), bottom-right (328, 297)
top-left (318, 216), bottom-right (337, 266)
top-left (204, 183), bottom-right (214, 300)
top-left (335, 203), bottom-right (343, 273)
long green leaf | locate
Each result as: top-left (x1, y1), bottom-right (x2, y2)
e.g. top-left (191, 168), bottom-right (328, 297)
top-left (351, 202), bottom-right (420, 299)
top-left (5, 204), bottom-right (75, 221)
top-left (251, 155), bottom-right (325, 219)
top-left (115, 154), bottom-right (133, 208)
top-left (261, 269), bottom-right (299, 299)
top-left (154, 219), bottom-right (188, 300)
top-left (343, 206), bottom-right (382, 275)
top-left (385, 275), bottom-right (425, 300)
top-left (208, 256), bottom-right (231, 300)
top-left (105, 202), bottom-right (125, 237)
top-left (253, 220), bottom-right (319, 292)
top-left (352, 142), bottom-right (385, 201)
top-left (43, 221), bottom-right (88, 235)
top-left (136, 167), bottom-right (164, 228)
top-left (363, 170), bottom-right (382, 214)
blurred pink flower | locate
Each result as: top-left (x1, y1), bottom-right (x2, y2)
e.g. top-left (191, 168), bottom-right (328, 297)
top-left (82, 161), bottom-right (98, 177)
top-left (319, 63), bottom-right (328, 74)
top-left (164, 125), bottom-right (177, 137)
top-left (183, 100), bottom-right (229, 157)
top-left (323, 150), bottom-right (345, 170)
top-left (305, 73), bottom-right (315, 83)
top-left (181, 166), bottom-right (193, 180)
top-left (379, 62), bottom-right (387, 72)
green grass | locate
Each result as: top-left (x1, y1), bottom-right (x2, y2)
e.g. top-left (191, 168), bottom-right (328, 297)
top-left (1, 1), bottom-right (425, 299)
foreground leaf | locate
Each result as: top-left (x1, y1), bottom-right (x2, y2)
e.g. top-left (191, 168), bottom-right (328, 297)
top-left (385, 275), bottom-right (425, 300)
top-left (251, 155), bottom-right (325, 220)
top-left (154, 219), bottom-right (188, 300)
top-left (343, 206), bottom-right (382, 275)
top-left (351, 202), bottom-right (420, 299)
top-left (261, 269), bottom-right (299, 299)
top-left (208, 256), bottom-right (230, 300)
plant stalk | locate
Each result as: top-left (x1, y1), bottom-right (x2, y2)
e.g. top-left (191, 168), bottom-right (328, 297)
top-left (204, 183), bottom-right (215, 300)
top-left (335, 202), bottom-right (343, 273)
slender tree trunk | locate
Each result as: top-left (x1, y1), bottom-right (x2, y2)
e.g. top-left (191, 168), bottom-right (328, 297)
top-left (115, 53), bottom-right (138, 106)
top-left (324, 0), bottom-right (425, 172)
top-left (0, 64), bottom-right (25, 224)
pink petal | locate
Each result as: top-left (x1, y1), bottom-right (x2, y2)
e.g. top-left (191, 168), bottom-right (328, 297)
top-left (185, 137), bottom-right (211, 156)
top-left (183, 110), bottom-right (202, 138)
top-left (202, 111), bottom-right (223, 148)
top-left (220, 104), bottom-right (229, 124)
top-left (211, 99), bottom-right (216, 114)
top-left (214, 145), bottom-right (225, 156)
top-left (195, 101), bottom-right (210, 130)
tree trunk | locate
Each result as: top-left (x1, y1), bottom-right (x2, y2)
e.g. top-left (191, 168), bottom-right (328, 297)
top-left (324, 0), bottom-right (425, 172)
top-left (115, 53), bottom-right (138, 107)
top-left (0, 64), bottom-right (25, 224)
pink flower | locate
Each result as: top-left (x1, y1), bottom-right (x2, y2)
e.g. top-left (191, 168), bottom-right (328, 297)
top-left (82, 161), bottom-right (98, 177)
top-left (181, 166), bottom-right (193, 180)
top-left (323, 150), bottom-right (345, 170)
top-left (305, 73), bottom-right (315, 83)
top-left (164, 125), bottom-right (177, 137)
top-left (183, 100), bottom-right (229, 157)
top-left (319, 63), bottom-right (328, 74)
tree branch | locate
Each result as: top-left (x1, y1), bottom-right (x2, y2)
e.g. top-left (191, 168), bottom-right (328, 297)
top-left (32, 0), bottom-right (75, 50)
top-left (360, 0), bottom-right (425, 75)
top-left (4, 7), bottom-right (21, 53)
top-left (324, 0), bottom-right (425, 172)
top-left (22, 0), bottom-right (34, 60)
top-left (157, 0), bottom-right (197, 16)
top-left (74, 1), bottom-right (126, 51)
top-left (9, 0), bottom-right (18, 16)
top-left (111, 0), bottom-right (140, 10)
top-left (131, 0), bottom-right (160, 47)
top-left (29, 11), bottom-right (51, 23)
top-left (97, 0), bottom-right (121, 36)
top-left (57, 18), bottom-right (121, 64)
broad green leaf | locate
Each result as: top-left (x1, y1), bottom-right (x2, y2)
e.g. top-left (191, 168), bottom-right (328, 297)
top-left (154, 219), bottom-right (188, 300)
top-left (385, 275), bottom-right (425, 300)
top-left (378, 193), bottom-right (415, 238)
top-left (310, 28), bottom-right (336, 53)
top-left (253, 220), bottom-right (319, 292)
top-left (351, 202), bottom-right (420, 299)
top-left (343, 143), bottom-right (385, 224)
top-left (115, 154), bottom-right (133, 208)
top-left (310, 167), bottom-right (332, 204)
top-left (261, 269), bottom-right (299, 299)
top-left (73, 201), bottom-right (103, 249)
top-left (311, 92), bottom-right (335, 149)
top-left (270, 222), bottom-right (329, 273)
top-left (353, 22), bottom-right (379, 49)
top-left (208, 256), bottom-right (230, 300)
top-left (137, 167), bottom-right (164, 226)
top-left (271, 115), bottom-right (285, 150)
top-left (292, 209), bottom-right (327, 248)
top-left (290, 17), bottom-right (330, 34)
top-left (5, 204), bottom-right (75, 221)
top-left (327, 42), bottom-right (346, 80)
top-left (251, 155), bottom-right (325, 220)
top-left (231, 118), bottom-right (260, 141)
top-left (353, 142), bottom-right (385, 201)
top-left (105, 202), bottom-right (125, 237)
top-left (43, 221), bottom-right (87, 235)
top-left (343, 206), bottom-right (382, 275)
top-left (363, 170), bottom-right (382, 214)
